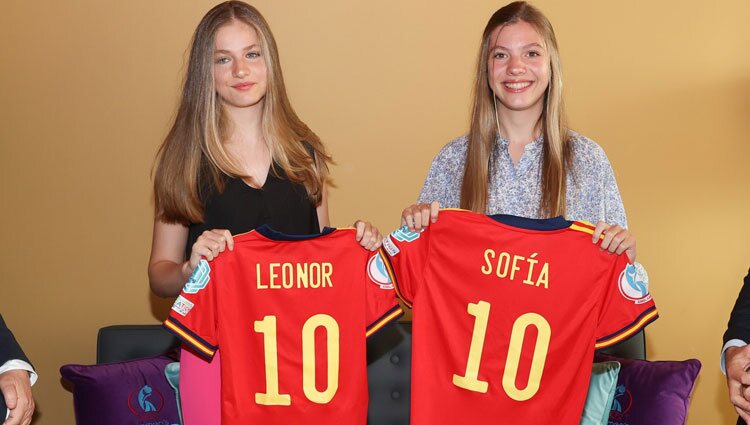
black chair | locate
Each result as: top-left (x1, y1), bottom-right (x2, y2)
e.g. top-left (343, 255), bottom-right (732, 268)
top-left (97, 323), bottom-right (645, 425)
top-left (97, 325), bottom-right (179, 364)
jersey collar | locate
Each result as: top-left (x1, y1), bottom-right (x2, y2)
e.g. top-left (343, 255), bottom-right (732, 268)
top-left (254, 225), bottom-right (336, 241)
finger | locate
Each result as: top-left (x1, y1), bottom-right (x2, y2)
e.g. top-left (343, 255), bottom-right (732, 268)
top-left (5, 409), bottom-right (21, 425)
top-left (430, 201), bottom-right (440, 223)
top-left (355, 221), bottom-right (365, 241)
top-left (1, 380), bottom-right (18, 410)
top-left (22, 399), bottom-right (34, 425)
top-left (738, 407), bottom-right (750, 423)
top-left (221, 230), bottom-right (234, 251)
top-left (208, 230), bottom-right (229, 252)
top-left (606, 230), bottom-right (626, 254)
top-left (419, 205), bottom-right (431, 228)
top-left (625, 245), bottom-right (637, 264)
top-left (401, 206), bottom-right (414, 228)
top-left (614, 235), bottom-right (632, 255)
top-left (599, 226), bottom-right (622, 252)
top-left (741, 373), bottom-right (750, 386)
top-left (591, 221), bottom-right (608, 243)
top-left (412, 209), bottom-right (424, 231)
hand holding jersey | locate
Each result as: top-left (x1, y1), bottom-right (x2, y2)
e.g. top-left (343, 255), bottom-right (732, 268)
top-left (165, 225), bottom-right (402, 425)
top-left (380, 209), bottom-right (657, 425)
top-left (401, 201), bottom-right (637, 262)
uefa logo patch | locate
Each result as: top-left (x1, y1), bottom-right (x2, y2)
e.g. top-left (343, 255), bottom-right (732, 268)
top-left (367, 254), bottom-right (393, 289)
top-left (618, 263), bottom-right (651, 304)
top-left (184, 260), bottom-right (211, 294)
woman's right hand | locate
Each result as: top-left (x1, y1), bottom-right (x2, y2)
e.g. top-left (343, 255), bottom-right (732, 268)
top-left (187, 229), bottom-right (234, 272)
top-left (401, 201), bottom-right (440, 231)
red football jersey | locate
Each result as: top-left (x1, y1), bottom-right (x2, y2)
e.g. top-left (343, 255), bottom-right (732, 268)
top-left (380, 209), bottom-right (657, 425)
top-left (165, 226), bottom-right (402, 425)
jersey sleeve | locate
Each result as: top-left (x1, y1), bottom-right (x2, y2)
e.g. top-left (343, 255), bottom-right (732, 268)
top-left (594, 260), bottom-right (658, 350)
top-left (164, 259), bottom-right (219, 360)
top-left (379, 225), bottom-right (431, 307)
top-left (364, 249), bottom-right (404, 338)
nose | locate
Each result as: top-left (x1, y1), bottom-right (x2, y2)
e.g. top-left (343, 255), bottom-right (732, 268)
top-left (233, 61), bottom-right (249, 78)
top-left (507, 55), bottom-right (525, 76)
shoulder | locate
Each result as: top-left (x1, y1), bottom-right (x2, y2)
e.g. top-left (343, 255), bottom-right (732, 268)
top-left (568, 131), bottom-right (607, 158)
top-left (568, 131), bottom-right (613, 170)
top-left (431, 134), bottom-right (469, 165)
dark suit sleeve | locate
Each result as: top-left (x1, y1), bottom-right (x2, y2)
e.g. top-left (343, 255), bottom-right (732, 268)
top-left (724, 269), bottom-right (750, 344)
top-left (0, 314), bottom-right (30, 366)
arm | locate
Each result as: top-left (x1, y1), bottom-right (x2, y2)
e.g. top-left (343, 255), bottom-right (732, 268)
top-left (0, 315), bottom-right (34, 425)
top-left (590, 144), bottom-right (636, 262)
top-left (724, 270), bottom-right (750, 421)
top-left (148, 219), bottom-right (233, 298)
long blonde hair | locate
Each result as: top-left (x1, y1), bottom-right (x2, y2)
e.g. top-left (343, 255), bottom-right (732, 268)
top-left (461, 1), bottom-right (570, 217)
top-left (153, 1), bottom-right (331, 224)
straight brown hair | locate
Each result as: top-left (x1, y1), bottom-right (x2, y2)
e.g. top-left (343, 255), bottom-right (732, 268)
top-left (153, 1), bottom-right (331, 224)
top-left (461, 1), bottom-right (571, 217)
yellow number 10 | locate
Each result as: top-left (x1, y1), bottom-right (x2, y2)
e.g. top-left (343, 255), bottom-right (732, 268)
top-left (452, 301), bottom-right (551, 401)
top-left (254, 314), bottom-right (340, 406)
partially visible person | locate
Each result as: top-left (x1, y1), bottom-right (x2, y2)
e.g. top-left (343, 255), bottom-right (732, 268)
top-left (147, 2), bottom-right (380, 424)
top-left (722, 268), bottom-right (750, 424)
top-left (0, 314), bottom-right (36, 425)
top-left (401, 1), bottom-right (635, 263)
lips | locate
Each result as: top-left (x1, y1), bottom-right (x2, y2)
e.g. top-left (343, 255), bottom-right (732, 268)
top-left (232, 82), bottom-right (255, 91)
top-left (503, 81), bottom-right (532, 92)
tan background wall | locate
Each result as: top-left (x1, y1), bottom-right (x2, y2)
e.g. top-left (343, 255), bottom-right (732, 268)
top-left (1, 0), bottom-right (748, 423)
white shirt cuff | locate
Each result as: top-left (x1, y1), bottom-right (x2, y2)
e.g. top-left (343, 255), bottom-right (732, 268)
top-left (0, 359), bottom-right (37, 386)
top-left (721, 339), bottom-right (748, 375)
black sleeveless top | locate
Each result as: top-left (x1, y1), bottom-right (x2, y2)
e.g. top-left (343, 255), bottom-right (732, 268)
top-left (186, 166), bottom-right (320, 258)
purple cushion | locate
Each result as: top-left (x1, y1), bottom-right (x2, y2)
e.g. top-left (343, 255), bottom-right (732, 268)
top-left (595, 353), bottom-right (701, 425)
top-left (61, 355), bottom-right (180, 425)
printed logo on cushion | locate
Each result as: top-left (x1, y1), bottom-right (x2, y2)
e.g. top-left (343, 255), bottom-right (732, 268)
top-left (367, 254), bottom-right (394, 289)
top-left (127, 384), bottom-right (165, 421)
top-left (618, 263), bottom-right (651, 304)
top-left (391, 225), bottom-right (422, 242)
top-left (609, 384), bottom-right (633, 423)
top-left (183, 260), bottom-right (210, 294)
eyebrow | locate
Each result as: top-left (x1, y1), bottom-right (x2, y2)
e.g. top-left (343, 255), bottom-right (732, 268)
top-left (214, 44), bottom-right (259, 54)
top-left (491, 42), bottom-right (544, 50)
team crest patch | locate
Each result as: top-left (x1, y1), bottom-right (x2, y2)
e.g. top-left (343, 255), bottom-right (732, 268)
top-left (367, 254), bottom-right (394, 289)
top-left (172, 295), bottom-right (194, 317)
top-left (383, 236), bottom-right (400, 256)
top-left (184, 260), bottom-right (211, 294)
top-left (391, 225), bottom-right (422, 242)
top-left (618, 262), bottom-right (651, 304)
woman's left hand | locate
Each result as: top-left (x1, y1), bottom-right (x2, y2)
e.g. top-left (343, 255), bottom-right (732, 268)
top-left (592, 222), bottom-right (637, 263)
top-left (354, 220), bottom-right (383, 251)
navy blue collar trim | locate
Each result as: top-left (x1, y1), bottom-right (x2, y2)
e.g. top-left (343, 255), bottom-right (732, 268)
top-left (488, 214), bottom-right (573, 231)
top-left (255, 225), bottom-right (336, 241)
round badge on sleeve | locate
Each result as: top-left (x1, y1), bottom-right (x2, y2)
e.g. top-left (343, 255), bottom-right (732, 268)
top-left (618, 263), bottom-right (652, 304)
top-left (368, 254), bottom-right (394, 289)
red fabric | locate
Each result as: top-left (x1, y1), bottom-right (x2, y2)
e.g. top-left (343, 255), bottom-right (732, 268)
top-left (167, 228), bottom-right (400, 425)
top-left (382, 209), bottom-right (657, 425)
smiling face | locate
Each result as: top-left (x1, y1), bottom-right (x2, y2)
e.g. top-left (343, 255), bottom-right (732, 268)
top-left (212, 19), bottom-right (268, 110)
top-left (487, 20), bottom-right (550, 117)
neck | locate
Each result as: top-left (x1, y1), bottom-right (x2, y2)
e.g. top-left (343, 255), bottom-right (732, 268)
top-left (496, 100), bottom-right (543, 147)
top-left (224, 100), bottom-right (265, 148)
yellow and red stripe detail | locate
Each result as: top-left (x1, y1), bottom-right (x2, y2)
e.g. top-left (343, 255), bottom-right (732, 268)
top-left (366, 307), bottom-right (404, 338)
top-left (164, 320), bottom-right (216, 357)
top-left (595, 309), bottom-right (659, 349)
